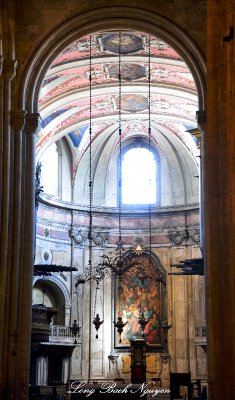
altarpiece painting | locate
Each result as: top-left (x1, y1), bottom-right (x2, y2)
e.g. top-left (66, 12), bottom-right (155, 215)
top-left (114, 254), bottom-right (164, 348)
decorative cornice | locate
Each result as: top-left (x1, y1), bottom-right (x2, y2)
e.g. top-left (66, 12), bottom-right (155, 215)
top-left (39, 193), bottom-right (199, 216)
top-left (36, 216), bottom-right (71, 230)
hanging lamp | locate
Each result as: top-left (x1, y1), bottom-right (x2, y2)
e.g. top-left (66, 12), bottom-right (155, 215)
top-left (69, 319), bottom-right (81, 344)
top-left (92, 281), bottom-right (104, 338)
top-left (111, 31), bottom-right (128, 341)
top-left (83, 34), bottom-right (104, 338)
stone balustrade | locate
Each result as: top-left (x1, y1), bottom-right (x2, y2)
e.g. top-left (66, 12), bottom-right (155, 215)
top-left (49, 325), bottom-right (76, 343)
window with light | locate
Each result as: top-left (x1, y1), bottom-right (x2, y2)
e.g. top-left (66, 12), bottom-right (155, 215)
top-left (121, 147), bottom-right (157, 205)
top-left (40, 142), bottom-right (59, 197)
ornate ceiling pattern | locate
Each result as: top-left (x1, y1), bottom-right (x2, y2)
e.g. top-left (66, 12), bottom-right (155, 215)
top-left (37, 31), bottom-right (199, 183)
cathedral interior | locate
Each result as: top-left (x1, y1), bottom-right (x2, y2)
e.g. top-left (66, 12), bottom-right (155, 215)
top-left (0, 1), bottom-right (235, 400)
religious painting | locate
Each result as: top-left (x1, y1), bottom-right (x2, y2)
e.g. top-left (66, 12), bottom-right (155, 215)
top-left (116, 94), bottom-right (148, 113)
top-left (108, 64), bottom-right (146, 81)
top-left (101, 33), bottom-right (143, 54)
top-left (114, 254), bottom-right (164, 348)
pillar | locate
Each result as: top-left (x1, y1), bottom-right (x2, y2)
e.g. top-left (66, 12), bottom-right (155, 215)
top-left (36, 356), bottom-right (48, 386)
top-left (206, 1), bottom-right (235, 398)
top-left (13, 113), bottom-right (41, 400)
top-left (62, 356), bottom-right (70, 384)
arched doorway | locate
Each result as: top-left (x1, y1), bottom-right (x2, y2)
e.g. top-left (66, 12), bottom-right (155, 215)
top-left (17, 6), bottom-right (206, 396)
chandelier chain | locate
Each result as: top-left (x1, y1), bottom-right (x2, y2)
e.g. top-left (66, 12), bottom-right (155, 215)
top-left (88, 34), bottom-right (92, 266)
top-left (118, 30), bottom-right (122, 244)
top-left (148, 34), bottom-right (152, 261)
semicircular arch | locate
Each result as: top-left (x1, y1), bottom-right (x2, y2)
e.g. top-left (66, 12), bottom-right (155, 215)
top-left (20, 7), bottom-right (206, 113)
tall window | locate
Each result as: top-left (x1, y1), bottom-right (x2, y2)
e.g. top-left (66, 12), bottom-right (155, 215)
top-left (122, 147), bottom-right (157, 205)
top-left (40, 142), bottom-right (59, 197)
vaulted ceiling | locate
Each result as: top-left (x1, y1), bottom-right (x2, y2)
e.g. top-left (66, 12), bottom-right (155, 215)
top-left (37, 31), bottom-right (199, 207)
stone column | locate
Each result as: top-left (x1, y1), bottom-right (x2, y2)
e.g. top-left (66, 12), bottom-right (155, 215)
top-left (14, 113), bottom-right (41, 400)
top-left (3, 110), bottom-right (26, 397)
top-left (0, 58), bottom-right (17, 400)
top-left (207, 1), bottom-right (235, 398)
top-left (36, 356), bottom-right (48, 386)
top-left (62, 356), bottom-right (70, 384)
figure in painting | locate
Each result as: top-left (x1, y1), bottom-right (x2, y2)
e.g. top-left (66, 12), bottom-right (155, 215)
top-left (116, 255), bottom-right (162, 346)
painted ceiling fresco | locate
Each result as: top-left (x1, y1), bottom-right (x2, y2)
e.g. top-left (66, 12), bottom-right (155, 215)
top-left (37, 31), bottom-right (199, 177)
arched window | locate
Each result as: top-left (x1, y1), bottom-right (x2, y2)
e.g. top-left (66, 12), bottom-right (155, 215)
top-left (40, 142), bottom-right (59, 197)
top-left (121, 145), bottom-right (158, 205)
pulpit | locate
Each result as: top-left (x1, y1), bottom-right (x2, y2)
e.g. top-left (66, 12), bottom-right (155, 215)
top-left (130, 339), bottom-right (147, 383)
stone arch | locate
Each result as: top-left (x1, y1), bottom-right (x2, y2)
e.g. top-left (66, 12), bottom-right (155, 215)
top-left (33, 275), bottom-right (71, 307)
top-left (20, 7), bottom-right (206, 113)
top-left (33, 276), bottom-right (71, 325)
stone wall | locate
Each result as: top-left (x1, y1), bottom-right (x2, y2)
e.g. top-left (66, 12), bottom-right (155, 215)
top-left (35, 200), bottom-right (206, 384)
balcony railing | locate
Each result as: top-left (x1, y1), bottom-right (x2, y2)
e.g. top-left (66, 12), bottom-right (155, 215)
top-left (49, 325), bottom-right (76, 343)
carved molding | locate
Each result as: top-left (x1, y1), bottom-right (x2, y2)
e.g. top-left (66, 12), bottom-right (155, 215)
top-left (93, 231), bottom-right (109, 246)
top-left (37, 216), bottom-right (71, 230)
top-left (187, 227), bottom-right (200, 244)
top-left (70, 228), bottom-right (88, 245)
top-left (70, 228), bottom-right (109, 246)
top-left (168, 228), bottom-right (188, 245)
top-left (168, 226), bottom-right (200, 245)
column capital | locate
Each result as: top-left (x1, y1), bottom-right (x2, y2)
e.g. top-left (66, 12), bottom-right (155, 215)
top-left (196, 110), bottom-right (207, 131)
top-left (25, 113), bottom-right (42, 135)
top-left (11, 110), bottom-right (27, 131)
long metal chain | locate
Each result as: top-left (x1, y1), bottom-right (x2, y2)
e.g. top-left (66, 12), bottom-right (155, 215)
top-left (88, 34), bottom-right (92, 268)
top-left (148, 34), bottom-right (152, 263)
top-left (118, 30), bottom-right (122, 245)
